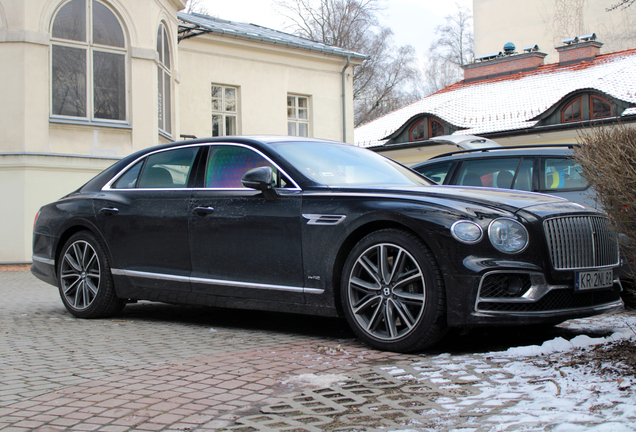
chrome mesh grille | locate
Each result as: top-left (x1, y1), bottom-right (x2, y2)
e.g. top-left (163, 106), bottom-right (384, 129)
top-left (544, 216), bottom-right (619, 270)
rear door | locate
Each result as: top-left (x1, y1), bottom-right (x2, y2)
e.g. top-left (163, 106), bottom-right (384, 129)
top-left (94, 146), bottom-right (201, 292)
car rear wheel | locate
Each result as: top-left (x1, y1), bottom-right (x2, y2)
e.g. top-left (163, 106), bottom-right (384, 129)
top-left (58, 231), bottom-right (124, 318)
top-left (341, 229), bottom-right (447, 353)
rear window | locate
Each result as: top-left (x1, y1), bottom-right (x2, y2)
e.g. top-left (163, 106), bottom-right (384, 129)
top-left (541, 158), bottom-right (587, 191)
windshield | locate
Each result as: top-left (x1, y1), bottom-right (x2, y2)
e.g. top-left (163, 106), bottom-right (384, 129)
top-left (272, 141), bottom-right (431, 187)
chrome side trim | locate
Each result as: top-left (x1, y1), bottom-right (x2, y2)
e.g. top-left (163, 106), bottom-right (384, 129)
top-left (102, 142), bottom-right (301, 191)
top-left (302, 214), bottom-right (347, 226)
top-left (111, 268), bottom-right (324, 295)
top-left (32, 255), bottom-right (55, 266)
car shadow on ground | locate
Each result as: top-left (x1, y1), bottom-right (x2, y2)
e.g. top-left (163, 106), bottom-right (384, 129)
top-left (117, 301), bottom-right (615, 356)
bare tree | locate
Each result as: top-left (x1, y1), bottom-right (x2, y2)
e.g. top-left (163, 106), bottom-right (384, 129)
top-left (422, 3), bottom-right (473, 94)
top-left (607, 0), bottom-right (636, 10)
top-left (184, 0), bottom-right (211, 14)
top-left (275, 0), bottom-right (421, 127)
top-left (540, 0), bottom-right (587, 49)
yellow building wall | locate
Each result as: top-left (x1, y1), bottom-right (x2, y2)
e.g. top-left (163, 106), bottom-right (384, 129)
top-left (178, 35), bottom-right (357, 143)
top-left (474, 0), bottom-right (636, 64)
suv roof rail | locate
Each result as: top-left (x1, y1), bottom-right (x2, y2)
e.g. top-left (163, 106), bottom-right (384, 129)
top-left (429, 143), bottom-right (580, 160)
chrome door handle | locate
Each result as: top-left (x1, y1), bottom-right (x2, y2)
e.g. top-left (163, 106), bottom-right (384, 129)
top-left (99, 207), bottom-right (119, 216)
top-left (192, 206), bottom-right (215, 216)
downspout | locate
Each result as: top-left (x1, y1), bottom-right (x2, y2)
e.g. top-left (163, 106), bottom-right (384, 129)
top-left (341, 56), bottom-right (350, 143)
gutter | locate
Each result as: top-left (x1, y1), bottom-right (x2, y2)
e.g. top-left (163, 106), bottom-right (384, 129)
top-left (342, 56), bottom-right (350, 143)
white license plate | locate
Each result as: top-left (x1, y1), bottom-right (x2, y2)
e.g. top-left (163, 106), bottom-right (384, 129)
top-left (575, 269), bottom-right (613, 291)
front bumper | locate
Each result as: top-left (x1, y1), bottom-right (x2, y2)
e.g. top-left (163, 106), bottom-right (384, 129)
top-left (445, 270), bottom-right (624, 327)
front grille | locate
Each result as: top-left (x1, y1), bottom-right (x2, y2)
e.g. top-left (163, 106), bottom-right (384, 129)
top-left (477, 286), bottom-right (621, 312)
top-left (544, 216), bottom-right (619, 270)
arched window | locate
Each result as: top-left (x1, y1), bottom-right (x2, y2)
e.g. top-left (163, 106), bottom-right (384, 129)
top-left (157, 22), bottom-right (172, 135)
top-left (562, 97), bottom-right (582, 123)
top-left (429, 119), bottom-right (444, 138)
top-left (409, 120), bottom-right (425, 141)
top-left (51, 0), bottom-right (126, 121)
top-left (591, 95), bottom-right (612, 119)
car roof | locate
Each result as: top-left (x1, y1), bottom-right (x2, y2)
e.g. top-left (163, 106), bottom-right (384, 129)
top-left (411, 144), bottom-right (578, 169)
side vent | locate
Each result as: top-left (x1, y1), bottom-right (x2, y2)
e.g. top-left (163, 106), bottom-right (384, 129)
top-left (302, 214), bottom-right (347, 226)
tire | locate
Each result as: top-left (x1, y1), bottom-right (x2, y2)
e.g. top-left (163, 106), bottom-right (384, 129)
top-left (57, 231), bottom-right (125, 318)
top-left (341, 229), bottom-right (447, 353)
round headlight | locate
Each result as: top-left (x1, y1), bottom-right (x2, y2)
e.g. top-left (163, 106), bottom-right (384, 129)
top-left (488, 218), bottom-right (529, 253)
top-left (451, 220), bottom-right (483, 244)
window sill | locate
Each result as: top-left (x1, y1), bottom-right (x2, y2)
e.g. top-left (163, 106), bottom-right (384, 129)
top-left (158, 129), bottom-right (175, 142)
top-left (50, 117), bottom-right (132, 130)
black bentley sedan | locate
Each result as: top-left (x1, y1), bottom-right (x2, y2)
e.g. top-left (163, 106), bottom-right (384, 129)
top-left (32, 136), bottom-right (623, 352)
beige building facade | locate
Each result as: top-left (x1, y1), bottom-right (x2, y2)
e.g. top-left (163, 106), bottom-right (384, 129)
top-left (474, 0), bottom-right (636, 64)
top-left (0, 0), bottom-right (363, 263)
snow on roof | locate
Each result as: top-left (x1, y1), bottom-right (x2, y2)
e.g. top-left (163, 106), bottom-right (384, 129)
top-left (178, 12), bottom-right (368, 61)
top-left (355, 49), bottom-right (636, 148)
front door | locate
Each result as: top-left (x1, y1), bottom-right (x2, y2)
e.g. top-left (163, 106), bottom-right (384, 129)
top-left (189, 144), bottom-right (304, 302)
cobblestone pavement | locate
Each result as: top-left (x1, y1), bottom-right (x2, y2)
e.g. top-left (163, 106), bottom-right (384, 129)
top-left (1, 270), bottom-right (634, 432)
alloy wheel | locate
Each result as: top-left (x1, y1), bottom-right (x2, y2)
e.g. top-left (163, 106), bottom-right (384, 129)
top-left (60, 240), bottom-right (101, 311)
top-left (347, 243), bottom-right (426, 341)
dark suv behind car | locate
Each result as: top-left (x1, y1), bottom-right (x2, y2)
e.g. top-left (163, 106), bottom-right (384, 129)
top-left (411, 144), bottom-right (595, 208)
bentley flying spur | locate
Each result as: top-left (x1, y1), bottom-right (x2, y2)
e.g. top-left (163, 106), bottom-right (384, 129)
top-left (31, 136), bottom-right (624, 352)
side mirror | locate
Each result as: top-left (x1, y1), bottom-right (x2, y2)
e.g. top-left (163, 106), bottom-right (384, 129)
top-left (242, 166), bottom-right (277, 199)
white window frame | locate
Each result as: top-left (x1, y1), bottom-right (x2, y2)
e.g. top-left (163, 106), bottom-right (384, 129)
top-left (287, 94), bottom-right (310, 137)
top-left (211, 84), bottom-right (239, 137)
top-left (157, 22), bottom-right (172, 137)
top-left (50, 0), bottom-right (128, 124)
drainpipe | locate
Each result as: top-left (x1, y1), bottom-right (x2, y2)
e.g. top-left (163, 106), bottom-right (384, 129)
top-left (341, 56), bottom-right (351, 143)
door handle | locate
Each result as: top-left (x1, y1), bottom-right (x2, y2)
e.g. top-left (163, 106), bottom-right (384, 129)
top-left (192, 206), bottom-right (215, 216)
top-left (99, 207), bottom-right (119, 216)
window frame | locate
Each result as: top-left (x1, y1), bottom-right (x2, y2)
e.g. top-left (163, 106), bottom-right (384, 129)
top-left (561, 97), bottom-right (583, 123)
top-left (50, 0), bottom-right (128, 124)
top-left (409, 119), bottom-right (426, 142)
top-left (590, 95), bottom-right (612, 120)
top-left (211, 84), bottom-right (239, 137)
top-left (287, 94), bottom-right (311, 137)
top-left (157, 22), bottom-right (172, 136)
top-left (429, 118), bottom-right (444, 138)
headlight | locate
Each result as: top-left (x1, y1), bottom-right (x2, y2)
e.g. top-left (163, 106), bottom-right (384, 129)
top-left (488, 218), bottom-right (529, 253)
top-left (451, 220), bottom-right (483, 244)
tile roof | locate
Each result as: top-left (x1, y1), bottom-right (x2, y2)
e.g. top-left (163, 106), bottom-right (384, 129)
top-left (354, 48), bottom-right (636, 148)
top-left (178, 12), bottom-right (368, 61)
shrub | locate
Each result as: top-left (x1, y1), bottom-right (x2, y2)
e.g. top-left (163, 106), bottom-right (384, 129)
top-left (574, 125), bottom-right (636, 308)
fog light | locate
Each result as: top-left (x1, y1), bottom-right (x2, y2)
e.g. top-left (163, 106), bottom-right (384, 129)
top-left (504, 276), bottom-right (524, 296)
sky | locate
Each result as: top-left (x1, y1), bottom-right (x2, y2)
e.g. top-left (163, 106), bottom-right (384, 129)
top-left (194, 0), bottom-right (474, 67)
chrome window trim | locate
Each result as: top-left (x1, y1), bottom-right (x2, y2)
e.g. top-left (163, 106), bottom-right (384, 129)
top-left (111, 268), bottom-right (323, 295)
top-left (102, 142), bottom-right (302, 191)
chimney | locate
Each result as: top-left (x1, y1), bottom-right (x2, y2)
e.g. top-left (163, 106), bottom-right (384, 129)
top-left (462, 44), bottom-right (547, 82)
top-left (556, 35), bottom-right (603, 65)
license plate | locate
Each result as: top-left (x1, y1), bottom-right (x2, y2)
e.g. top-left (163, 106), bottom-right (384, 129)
top-left (575, 269), bottom-right (613, 291)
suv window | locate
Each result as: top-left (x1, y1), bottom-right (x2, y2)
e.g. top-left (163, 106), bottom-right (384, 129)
top-left (456, 158), bottom-right (522, 188)
top-left (415, 161), bottom-right (453, 184)
top-left (541, 158), bottom-right (587, 191)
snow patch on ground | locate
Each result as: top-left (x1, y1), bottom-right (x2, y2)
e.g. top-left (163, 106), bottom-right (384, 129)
top-left (282, 373), bottom-right (350, 388)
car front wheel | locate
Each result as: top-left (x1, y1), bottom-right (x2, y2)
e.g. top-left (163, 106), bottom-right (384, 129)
top-left (341, 229), bottom-right (447, 353)
top-left (58, 231), bottom-right (124, 318)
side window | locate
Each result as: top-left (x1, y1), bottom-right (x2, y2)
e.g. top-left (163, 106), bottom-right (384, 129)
top-left (512, 158), bottom-right (534, 191)
top-left (135, 147), bottom-right (197, 189)
top-left (414, 162), bottom-right (453, 184)
top-left (206, 145), bottom-right (290, 189)
top-left (113, 160), bottom-right (143, 189)
top-left (542, 158), bottom-right (587, 191)
top-left (456, 158), bottom-right (522, 188)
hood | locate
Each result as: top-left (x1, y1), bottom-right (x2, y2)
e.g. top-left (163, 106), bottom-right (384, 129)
top-left (330, 184), bottom-right (596, 216)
